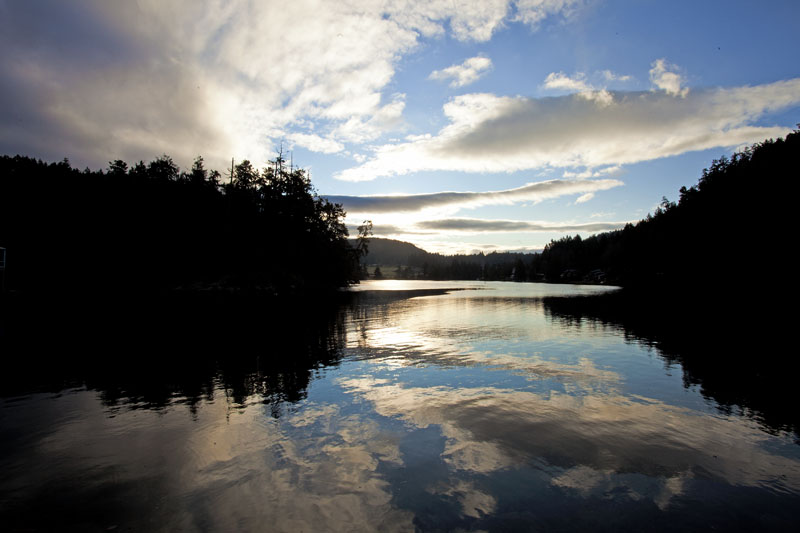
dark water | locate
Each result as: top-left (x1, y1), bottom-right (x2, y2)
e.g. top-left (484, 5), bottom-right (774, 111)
top-left (1, 281), bottom-right (799, 531)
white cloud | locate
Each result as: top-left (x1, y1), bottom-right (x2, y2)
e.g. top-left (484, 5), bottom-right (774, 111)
top-left (413, 217), bottom-right (627, 233)
top-left (543, 71), bottom-right (592, 92)
top-left (543, 71), bottom-right (617, 106)
top-left (286, 133), bottom-right (344, 154)
top-left (326, 178), bottom-right (623, 213)
top-left (562, 165), bottom-right (622, 179)
top-left (430, 56), bottom-right (494, 88)
top-left (602, 69), bottom-right (633, 82)
top-left (336, 78), bottom-right (800, 181)
top-left (331, 94), bottom-right (407, 144)
top-left (513, 0), bottom-right (584, 27)
top-left (649, 58), bottom-right (688, 97)
top-left (1, 0), bottom-right (584, 170)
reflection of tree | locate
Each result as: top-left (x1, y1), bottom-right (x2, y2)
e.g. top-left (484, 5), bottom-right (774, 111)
top-left (543, 291), bottom-right (798, 440)
top-left (1, 293), bottom-right (347, 417)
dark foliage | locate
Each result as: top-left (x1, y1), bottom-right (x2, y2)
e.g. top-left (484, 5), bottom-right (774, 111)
top-left (535, 129), bottom-right (799, 291)
top-left (0, 290), bottom-right (349, 417)
top-left (0, 153), bottom-right (358, 294)
top-left (538, 130), bottom-right (800, 438)
top-left (354, 237), bottom-right (542, 281)
top-left (353, 130), bottom-right (798, 288)
top-left (543, 288), bottom-right (798, 440)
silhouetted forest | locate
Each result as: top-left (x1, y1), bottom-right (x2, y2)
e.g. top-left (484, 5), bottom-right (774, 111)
top-left (536, 130), bottom-right (800, 437)
top-left (354, 238), bottom-right (539, 281)
top-left (2, 129), bottom-right (796, 292)
top-left (534, 129), bottom-right (798, 290)
top-left (357, 129), bottom-right (798, 289)
top-left (0, 153), bottom-right (359, 294)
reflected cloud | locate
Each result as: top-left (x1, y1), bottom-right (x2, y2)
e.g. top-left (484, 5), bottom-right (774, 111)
top-left (551, 465), bottom-right (689, 511)
top-left (430, 480), bottom-right (497, 518)
top-left (337, 377), bottom-right (800, 504)
top-left (5, 283), bottom-right (800, 531)
top-left (344, 286), bottom-right (622, 388)
top-left (10, 392), bottom-right (415, 532)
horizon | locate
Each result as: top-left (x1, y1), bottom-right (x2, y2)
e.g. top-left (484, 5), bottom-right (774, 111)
top-left (1, 1), bottom-right (798, 254)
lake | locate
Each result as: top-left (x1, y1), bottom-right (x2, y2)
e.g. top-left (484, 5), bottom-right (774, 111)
top-left (1, 281), bottom-right (799, 531)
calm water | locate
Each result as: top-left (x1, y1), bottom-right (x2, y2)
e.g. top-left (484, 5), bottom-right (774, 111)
top-left (1, 281), bottom-right (799, 531)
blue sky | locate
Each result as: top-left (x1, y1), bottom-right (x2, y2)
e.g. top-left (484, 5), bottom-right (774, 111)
top-left (1, 1), bottom-right (799, 253)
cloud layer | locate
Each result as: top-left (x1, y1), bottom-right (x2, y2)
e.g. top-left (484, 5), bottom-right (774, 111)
top-left (327, 178), bottom-right (622, 214)
top-left (336, 79), bottom-right (800, 181)
top-left (0, 0), bottom-right (580, 170)
top-left (415, 218), bottom-right (626, 233)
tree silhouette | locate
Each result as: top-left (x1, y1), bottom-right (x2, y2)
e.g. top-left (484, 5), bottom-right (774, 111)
top-left (0, 152), bottom-right (360, 294)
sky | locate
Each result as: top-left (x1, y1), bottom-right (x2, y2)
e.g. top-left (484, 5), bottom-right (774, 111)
top-left (1, 0), bottom-right (799, 254)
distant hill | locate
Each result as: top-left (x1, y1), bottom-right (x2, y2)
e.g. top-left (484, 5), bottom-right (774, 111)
top-left (348, 238), bottom-right (429, 265)
top-left (349, 237), bottom-right (543, 281)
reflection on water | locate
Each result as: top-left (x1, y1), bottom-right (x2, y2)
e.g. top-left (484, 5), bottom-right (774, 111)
top-left (1, 282), bottom-right (799, 531)
top-left (543, 290), bottom-right (800, 439)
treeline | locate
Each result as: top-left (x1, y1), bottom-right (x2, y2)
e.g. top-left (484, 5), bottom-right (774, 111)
top-left (536, 129), bottom-right (798, 290)
top-left (362, 129), bottom-right (797, 288)
top-left (0, 153), bottom-right (358, 294)
top-left (408, 250), bottom-right (538, 281)
top-left (356, 238), bottom-right (538, 281)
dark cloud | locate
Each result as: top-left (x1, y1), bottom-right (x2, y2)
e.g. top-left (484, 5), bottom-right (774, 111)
top-left (0, 1), bottom-right (227, 169)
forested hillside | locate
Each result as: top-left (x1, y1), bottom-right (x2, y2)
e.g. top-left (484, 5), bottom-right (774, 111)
top-left (355, 130), bottom-right (797, 289)
top-left (535, 129), bottom-right (798, 290)
top-left (349, 238), bottom-right (428, 266)
top-left (0, 154), bottom-right (358, 294)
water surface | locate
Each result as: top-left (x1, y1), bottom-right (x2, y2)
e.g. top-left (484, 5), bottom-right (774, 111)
top-left (1, 281), bottom-right (798, 531)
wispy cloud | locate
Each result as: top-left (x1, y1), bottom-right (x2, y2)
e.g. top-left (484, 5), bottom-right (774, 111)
top-left (414, 218), bottom-right (627, 233)
top-left (649, 58), bottom-right (688, 97)
top-left (336, 78), bottom-right (800, 181)
top-left (512, 0), bottom-right (585, 27)
top-left (326, 178), bottom-right (623, 214)
top-left (430, 56), bottom-right (493, 88)
top-left (286, 132), bottom-right (344, 154)
top-left (0, 0), bottom-right (579, 170)
top-left (543, 71), bottom-right (592, 92)
top-left (542, 71), bottom-right (614, 105)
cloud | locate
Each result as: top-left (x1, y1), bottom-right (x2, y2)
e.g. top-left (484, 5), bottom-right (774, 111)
top-left (562, 165), bottom-right (622, 179)
top-left (347, 217), bottom-right (626, 238)
top-left (649, 58), bottom-right (688, 97)
top-left (414, 218), bottom-right (627, 233)
top-left (331, 94), bottom-right (407, 144)
top-left (542, 70), bottom-right (618, 106)
top-left (326, 178), bottom-right (623, 213)
top-left (336, 79), bottom-right (800, 181)
top-left (0, 0), bottom-right (581, 170)
top-left (601, 70), bottom-right (632, 82)
top-left (430, 56), bottom-right (493, 88)
top-left (512, 0), bottom-right (585, 28)
top-left (543, 71), bottom-right (592, 92)
top-left (286, 133), bottom-right (344, 154)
